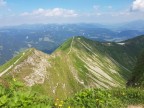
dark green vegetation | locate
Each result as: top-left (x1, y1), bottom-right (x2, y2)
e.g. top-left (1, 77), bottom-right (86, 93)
top-left (0, 80), bottom-right (144, 108)
top-left (65, 88), bottom-right (144, 108)
top-left (128, 50), bottom-right (144, 87)
top-left (1, 35), bottom-right (144, 107)
top-left (0, 80), bottom-right (53, 108)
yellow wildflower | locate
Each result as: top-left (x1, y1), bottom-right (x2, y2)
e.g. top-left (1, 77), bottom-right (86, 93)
top-left (59, 104), bottom-right (62, 107)
top-left (13, 78), bottom-right (16, 82)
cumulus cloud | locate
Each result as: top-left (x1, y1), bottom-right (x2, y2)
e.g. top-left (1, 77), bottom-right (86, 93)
top-left (21, 8), bottom-right (78, 17)
top-left (132, 0), bottom-right (144, 11)
top-left (0, 0), bottom-right (6, 7)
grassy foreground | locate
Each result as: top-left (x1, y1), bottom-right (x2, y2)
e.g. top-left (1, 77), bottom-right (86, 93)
top-left (0, 80), bottom-right (144, 108)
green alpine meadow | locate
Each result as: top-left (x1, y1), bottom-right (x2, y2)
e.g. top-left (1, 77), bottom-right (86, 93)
top-left (0, 35), bottom-right (144, 107)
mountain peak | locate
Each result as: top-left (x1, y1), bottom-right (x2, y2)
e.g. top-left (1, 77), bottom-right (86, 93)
top-left (57, 36), bottom-right (100, 54)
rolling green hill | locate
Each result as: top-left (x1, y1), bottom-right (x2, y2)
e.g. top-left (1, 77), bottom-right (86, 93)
top-left (0, 35), bottom-right (144, 99)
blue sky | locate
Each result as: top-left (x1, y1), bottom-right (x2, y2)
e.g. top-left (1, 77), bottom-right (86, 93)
top-left (7, 0), bottom-right (132, 12)
top-left (0, 0), bottom-right (144, 26)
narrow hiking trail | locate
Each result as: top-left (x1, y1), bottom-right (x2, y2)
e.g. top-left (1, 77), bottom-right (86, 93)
top-left (67, 36), bottom-right (74, 55)
top-left (0, 51), bottom-right (27, 77)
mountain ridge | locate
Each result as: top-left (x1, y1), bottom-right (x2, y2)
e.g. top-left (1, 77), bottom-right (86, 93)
top-left (1, 35), bottom-right (144, 98)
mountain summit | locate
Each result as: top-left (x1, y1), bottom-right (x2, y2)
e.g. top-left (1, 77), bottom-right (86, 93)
top-left (1, 36), bottom-right (144, 98)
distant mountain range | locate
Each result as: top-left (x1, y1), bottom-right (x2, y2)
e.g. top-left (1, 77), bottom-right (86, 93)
top-left (0, 35), bottom-right (144, 98)
top-left (0, 22), bottom-right (144, 65)
top-left (118, 20), bottom-right (144, 31)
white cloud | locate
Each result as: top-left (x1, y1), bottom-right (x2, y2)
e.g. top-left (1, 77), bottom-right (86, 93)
top-left (132, 0), bottom-right (144, 11)
top-left (0, 0), bottom-right (6, 7)
top-left (108, 6), bottom-right (112, 9)
top-left (21, 8), bottom-right (78, 17)
top-left (93, 5), bottom-right (100, 10)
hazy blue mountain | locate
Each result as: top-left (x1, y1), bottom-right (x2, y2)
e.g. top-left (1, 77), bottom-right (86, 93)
top-left (118, 20), bottom-right (144, 31)
top-left (0, 23), bottom-right (144, 65)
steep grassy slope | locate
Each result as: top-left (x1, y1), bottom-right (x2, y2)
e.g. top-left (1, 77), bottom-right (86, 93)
top-left (0, 49), bottom-right (34, 77)
top-left (128, 50), bottom-right (144, 87)
top-left (43, 37), bottom-right (130, 98)
top-left (105, 35), bottom-right (144, 71)
top-left (1, 35), bottom-right (144, 99)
